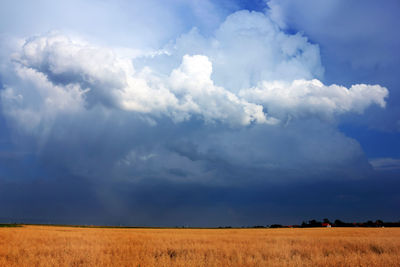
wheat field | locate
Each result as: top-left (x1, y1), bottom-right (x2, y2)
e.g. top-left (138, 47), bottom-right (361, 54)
top-left (1, 225), bottom-right (399, 266)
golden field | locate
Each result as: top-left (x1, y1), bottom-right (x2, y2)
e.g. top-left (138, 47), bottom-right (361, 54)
top-left (1, 225), bottom-right (400, 266)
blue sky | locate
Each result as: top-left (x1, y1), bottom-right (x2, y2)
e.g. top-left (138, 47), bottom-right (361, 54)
top-left (0, 0), bottom-right (399, 226)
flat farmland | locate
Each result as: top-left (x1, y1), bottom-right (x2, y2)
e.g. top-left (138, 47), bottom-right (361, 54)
top-left (1, 226), bottom-right (399, 266)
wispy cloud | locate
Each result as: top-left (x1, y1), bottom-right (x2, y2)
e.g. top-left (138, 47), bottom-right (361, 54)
top-left (369, 158), bottom-right (400, 171)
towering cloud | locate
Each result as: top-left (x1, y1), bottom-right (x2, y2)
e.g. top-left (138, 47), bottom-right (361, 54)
top-left (0, 10), bottom-right (389, 184)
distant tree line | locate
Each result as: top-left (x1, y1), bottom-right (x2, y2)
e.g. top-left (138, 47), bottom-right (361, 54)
top-left (218, 219), bottom-right (400, 229)
top-left (0, 223), bottom-right (22, 227)
top-left (259, 219), bottom-right (400, 228)
top-left (299, 218), bottom-right (400, 228)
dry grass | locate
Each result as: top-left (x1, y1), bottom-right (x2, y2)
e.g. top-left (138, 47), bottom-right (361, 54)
top-left (1, 225), bottom-right (399, 266)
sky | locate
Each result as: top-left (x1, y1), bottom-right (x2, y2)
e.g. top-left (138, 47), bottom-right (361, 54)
top-left (0, 0), bottom-right (399, 227)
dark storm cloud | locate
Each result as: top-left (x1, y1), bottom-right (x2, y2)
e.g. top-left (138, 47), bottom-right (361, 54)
top-left (1, 170), bottom-right (399, 227)
top-left (0, 0), bottom-right (398, 226)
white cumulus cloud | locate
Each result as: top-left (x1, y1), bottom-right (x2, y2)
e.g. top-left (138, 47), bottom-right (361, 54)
top-left (3, 32), bottom-right (272, 129)
top-left (1, 19), bottom-right (388, 132)
top-left (239, 79), bottom-right (388, 120)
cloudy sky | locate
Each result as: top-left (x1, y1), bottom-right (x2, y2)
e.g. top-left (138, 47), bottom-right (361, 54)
top-left (0, 0), bottom-right (399, 227)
